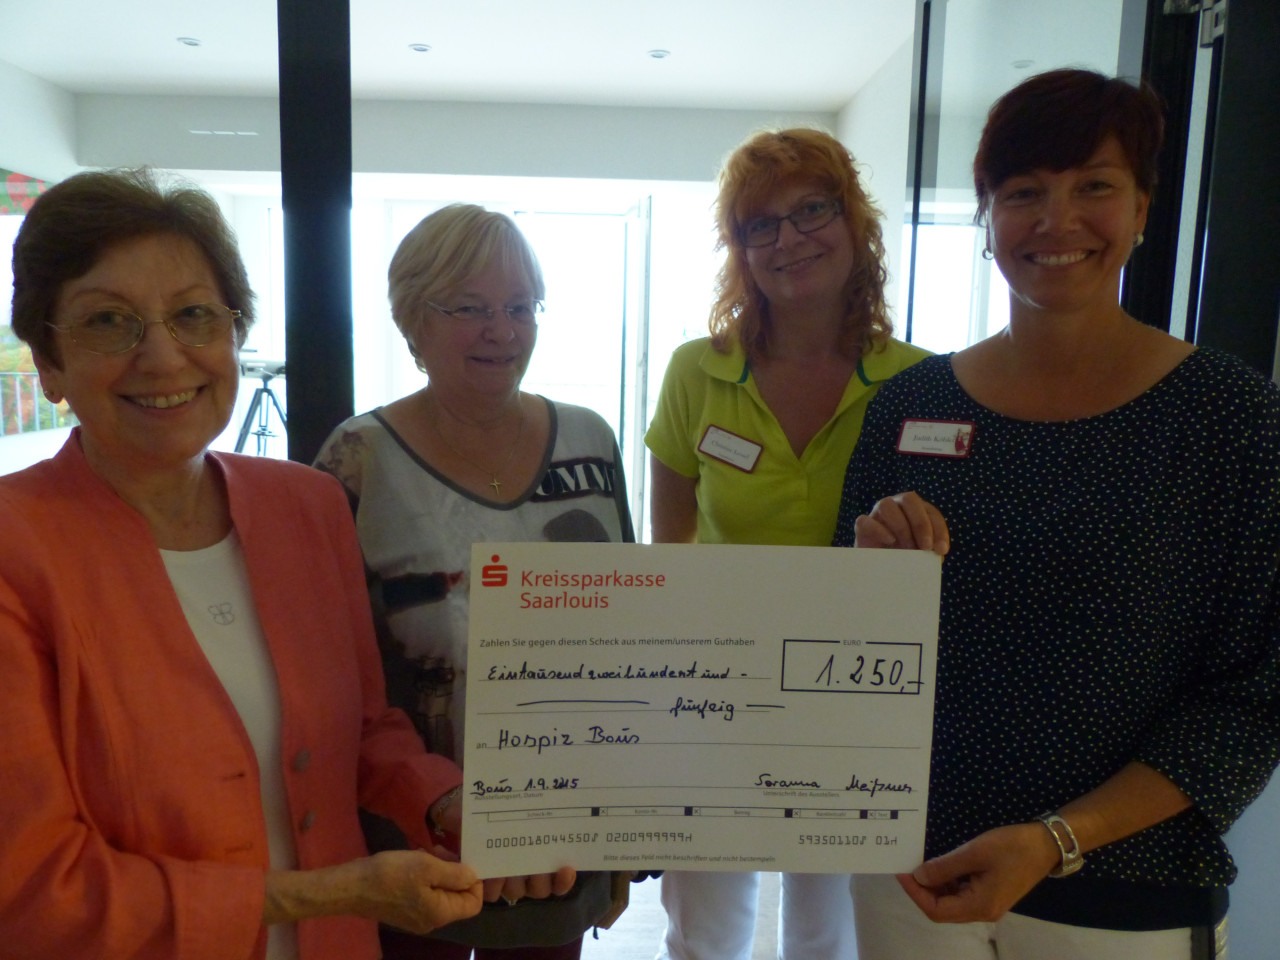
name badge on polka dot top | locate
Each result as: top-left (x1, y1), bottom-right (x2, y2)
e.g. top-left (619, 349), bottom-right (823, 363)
top-left (897, 419), bottom-right (976, 458)
top-left (698, 424), bottom-right (763, 472)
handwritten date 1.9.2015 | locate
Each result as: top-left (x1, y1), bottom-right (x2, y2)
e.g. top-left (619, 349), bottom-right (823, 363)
top-left (470, 776), bottom-right (580, 798)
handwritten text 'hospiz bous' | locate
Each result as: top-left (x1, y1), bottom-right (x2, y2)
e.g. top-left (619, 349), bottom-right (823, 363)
top-left (489, 725), bottom-right (641, 754)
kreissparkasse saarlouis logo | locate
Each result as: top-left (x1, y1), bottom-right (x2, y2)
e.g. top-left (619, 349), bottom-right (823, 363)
top-left (481, 554), bottom-right (508, 587)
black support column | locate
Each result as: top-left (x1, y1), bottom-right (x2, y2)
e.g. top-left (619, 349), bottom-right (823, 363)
top-left (1192, 0), bottom-right (1280, 376)
top-left (1119, 0), bottom-right (1201, 333)
top-left (277, 0), bottom-right (354, 463)
top-left (903, 0), bottom-right (946, 345)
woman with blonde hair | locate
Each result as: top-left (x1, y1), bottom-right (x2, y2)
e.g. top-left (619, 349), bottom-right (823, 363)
top-left (316, 203), bottom-right (632, 959)
top-left (644, 128), bottom-right (929, 959)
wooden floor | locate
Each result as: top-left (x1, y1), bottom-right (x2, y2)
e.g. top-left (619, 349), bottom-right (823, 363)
top-left (582, 872), bottom-right (780, 960)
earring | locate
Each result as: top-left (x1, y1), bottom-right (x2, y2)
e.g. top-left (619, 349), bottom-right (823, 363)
top-left (981, 246), bottom-right (994, 261)
top-left (1134, 232), bottom-right (1145, 248)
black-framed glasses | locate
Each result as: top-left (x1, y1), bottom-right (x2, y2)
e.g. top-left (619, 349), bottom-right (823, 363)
top-left (46, 302), bottom-right (240, 356)
top-left (739, 198), bottom-right (844, 248)
top-left (425, 299), bottom-right (544, 324)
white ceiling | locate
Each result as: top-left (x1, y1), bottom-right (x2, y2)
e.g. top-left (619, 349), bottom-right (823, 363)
top-left (1, 0), bottom-right (1130, 118)
top-left (1, 0), bottom-right (917, 111)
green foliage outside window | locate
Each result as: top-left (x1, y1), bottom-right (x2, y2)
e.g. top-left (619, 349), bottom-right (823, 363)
top-left (1, 168), bottom-right (73, 436)
top-left (1, 326), bottom-right (76, 436)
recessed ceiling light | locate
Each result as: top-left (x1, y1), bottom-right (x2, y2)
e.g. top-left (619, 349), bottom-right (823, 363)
top-left (1012, 59), bottom-right (1035, 70)
top-left (648, 49), bottom-right (671, 60)
top-left (409, 43), bottom-right (432, 53)
top-left (177, 37), bottom-right (201, 47)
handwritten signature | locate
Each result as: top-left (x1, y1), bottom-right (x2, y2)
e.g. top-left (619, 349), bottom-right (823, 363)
top-left (845, 773), bottom-right (913, 798)
top-left (755, 773), bottom-right (821, 789)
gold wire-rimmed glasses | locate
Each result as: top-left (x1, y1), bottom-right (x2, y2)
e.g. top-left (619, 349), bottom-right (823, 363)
top-left (46, 302), bottom-right (240, 356)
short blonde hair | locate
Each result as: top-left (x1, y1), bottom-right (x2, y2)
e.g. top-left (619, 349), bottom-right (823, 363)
top-left (709, 128), bottom-right (892, 361)
top-left (387, 203), bottom-right (545, 344)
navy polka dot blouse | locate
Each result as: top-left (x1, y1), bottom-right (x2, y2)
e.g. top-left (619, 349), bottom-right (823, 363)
top-left (834, 350), bottom-right (1280, 926)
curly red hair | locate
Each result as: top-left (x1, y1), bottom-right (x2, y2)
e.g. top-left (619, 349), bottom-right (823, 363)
top-left (709, 128), bottom-right (893, 361)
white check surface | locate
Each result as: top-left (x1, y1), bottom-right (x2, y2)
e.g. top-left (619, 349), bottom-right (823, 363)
top-left (462, 543), bottom-right (940, 877)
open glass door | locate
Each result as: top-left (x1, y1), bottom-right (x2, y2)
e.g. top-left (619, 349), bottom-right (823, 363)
top-left (902, 0), bottom-right (1134, 353)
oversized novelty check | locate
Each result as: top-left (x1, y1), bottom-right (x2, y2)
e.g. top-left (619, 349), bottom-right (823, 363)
top-left (461, 542), bottom-right (940, 877)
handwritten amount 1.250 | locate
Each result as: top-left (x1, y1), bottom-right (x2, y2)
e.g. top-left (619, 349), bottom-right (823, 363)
top-left (780, 639), bottom-right (923, 695)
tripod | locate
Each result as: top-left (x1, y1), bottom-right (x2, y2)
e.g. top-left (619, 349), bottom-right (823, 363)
top-left (235, 366), bottom-right (288, 455)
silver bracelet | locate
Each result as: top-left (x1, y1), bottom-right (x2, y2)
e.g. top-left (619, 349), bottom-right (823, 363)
top-left (427, 785), bottom-right (463, 837)
top-left (1036, 812), bottom-right (1084, 878)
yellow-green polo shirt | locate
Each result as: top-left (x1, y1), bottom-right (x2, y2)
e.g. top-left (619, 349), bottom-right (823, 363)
top-left (645, 336), bottom-right (930, 546)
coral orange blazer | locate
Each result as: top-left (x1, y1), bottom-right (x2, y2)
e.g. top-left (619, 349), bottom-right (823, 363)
top-left (0, 434), bottom-right (462, 959)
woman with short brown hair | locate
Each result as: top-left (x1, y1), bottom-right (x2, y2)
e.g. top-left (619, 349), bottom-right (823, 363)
top-left (838, 68), bottom-right (1280, 960)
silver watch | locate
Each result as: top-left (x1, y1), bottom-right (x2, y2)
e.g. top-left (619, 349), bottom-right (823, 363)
top-left (1036, 812), bottom-right (1083, 878)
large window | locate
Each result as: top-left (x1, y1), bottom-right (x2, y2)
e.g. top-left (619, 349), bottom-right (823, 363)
top-left (904, 219), bottom-right (1009, 356)
top-left (203, 173), bottom-right (721, 541)
top-left (0, 210), bottom-right (78, 471)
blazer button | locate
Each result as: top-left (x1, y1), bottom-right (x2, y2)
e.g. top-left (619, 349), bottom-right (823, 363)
top-left (292, 749), bottom-right (312, 773)
top-left (299, 810), bottom-right (316, 832)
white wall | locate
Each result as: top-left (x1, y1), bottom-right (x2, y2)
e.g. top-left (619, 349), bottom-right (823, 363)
top-left (355, 100), bottom-right (836, 181)
top-left (78, 93), bottom-right (835, 183)
top-left (935, 110), bottom-right (985, 193)
top-left (0, 59), bottom-right (78, 180)
top-left (78, 93), bottom-right (280, 171)
top-left (1225, 778), bottom-right (1280, 960)
top-left (837, 37), bottom-right (915, 324)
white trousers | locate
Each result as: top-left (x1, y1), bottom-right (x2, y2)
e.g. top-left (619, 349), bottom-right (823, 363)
top-left (657, 871), bottom-right (857, 960)
top-left (851, 874), bottom-right (1215, 960)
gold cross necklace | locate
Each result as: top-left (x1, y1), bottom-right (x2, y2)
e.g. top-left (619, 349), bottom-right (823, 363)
top-left (429, 396), bottom-right (527, 496)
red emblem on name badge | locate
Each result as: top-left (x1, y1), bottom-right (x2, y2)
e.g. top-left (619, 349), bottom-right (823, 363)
top-left (896, 419), bottom-right (976, 458)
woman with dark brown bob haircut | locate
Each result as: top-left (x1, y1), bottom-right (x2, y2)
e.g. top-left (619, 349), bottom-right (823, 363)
top-left (836, 69), bottom-right (1280, 959)
top-left (10, 169), bottom-right (255, 361)
top-left (646, 129), bottom-right (928, 960)
top-left (0, 168), bottom-right (570, 959)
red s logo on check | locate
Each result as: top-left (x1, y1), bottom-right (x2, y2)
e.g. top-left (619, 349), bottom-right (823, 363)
top-left (481, 555), bottom-right (508, 587)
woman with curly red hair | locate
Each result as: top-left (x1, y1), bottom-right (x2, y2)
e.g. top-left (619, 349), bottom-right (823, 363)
top-left (644, 128), bottom-right (929, 959)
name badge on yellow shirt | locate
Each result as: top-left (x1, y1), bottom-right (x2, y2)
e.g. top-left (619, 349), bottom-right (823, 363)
top-left (698, 425), bottom-right (763, 472)
top-left (897, 419), bottom-right (975, 458)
